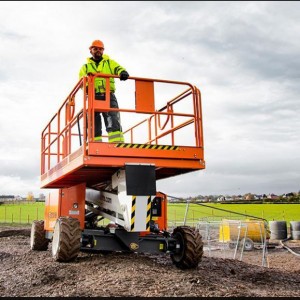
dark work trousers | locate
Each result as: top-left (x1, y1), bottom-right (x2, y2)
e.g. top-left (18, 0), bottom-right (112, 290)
top-left (94, 92), bottom-right (122, 137)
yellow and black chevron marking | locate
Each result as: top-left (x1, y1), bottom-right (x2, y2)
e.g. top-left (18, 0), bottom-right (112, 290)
top-left (116, 143), bottom-right (179, 150)
top-left (146, 196), bottom-right (151, 231)
top-left (130, 196), bottom-right (136, 231)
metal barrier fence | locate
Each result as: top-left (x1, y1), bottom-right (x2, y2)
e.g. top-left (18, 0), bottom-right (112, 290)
top-left (168, 218), bottom-right (269, 267)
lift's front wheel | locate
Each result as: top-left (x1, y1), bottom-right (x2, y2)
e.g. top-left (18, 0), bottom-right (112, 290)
top-left (52, 217), bottom-right (81, 262)
top-left (170, 226), bottom-right (203, 269)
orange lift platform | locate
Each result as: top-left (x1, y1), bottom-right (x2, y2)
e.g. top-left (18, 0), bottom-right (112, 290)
top-left (40, 74), bottom-right (205, 191)
top-left (34, 74), bottom-right (206, 269)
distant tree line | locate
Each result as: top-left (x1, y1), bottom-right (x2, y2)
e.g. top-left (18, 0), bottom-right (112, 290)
top-left (170, 191), bottom-right (300, 204)
top-left (0, 193), bottom-right (46, 204)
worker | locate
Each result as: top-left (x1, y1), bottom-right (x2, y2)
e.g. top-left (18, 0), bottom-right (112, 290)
top-left (79, 39), bottom-right (129, 143)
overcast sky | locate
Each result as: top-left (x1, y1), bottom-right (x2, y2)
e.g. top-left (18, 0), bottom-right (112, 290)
top-left (0, 1), bottom-right (299, 198)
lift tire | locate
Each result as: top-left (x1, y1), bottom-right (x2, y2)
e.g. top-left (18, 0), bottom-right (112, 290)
top-left (52, 217), bottom-right (81, 262)
top-left (170, 226), bottom-right (203, 269)
top-left (30, 220), bottom-right (49, 251)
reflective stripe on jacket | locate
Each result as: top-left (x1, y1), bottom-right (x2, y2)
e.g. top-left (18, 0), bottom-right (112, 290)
top-left (79, 54), bottom-right (126, 93)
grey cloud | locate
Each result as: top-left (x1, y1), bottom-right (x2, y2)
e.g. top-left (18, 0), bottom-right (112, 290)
top-left (0, 161), bottom-right (39, 180)
top-left (0, 1), bottom-right (299, 197)
top-left (0, 29), bottom-right (27, 40)
top-left (143, 2), bottom-right (300, 84)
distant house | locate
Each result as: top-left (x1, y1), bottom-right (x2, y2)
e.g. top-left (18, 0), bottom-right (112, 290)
top-left (267, 193), bottom-right (279, 200)
top-left (232, 195), bottom-right (244, 201)
top-left (217, 196), bottom-right (226, 202)
top-left (0, 195), bottom-right (15, 201)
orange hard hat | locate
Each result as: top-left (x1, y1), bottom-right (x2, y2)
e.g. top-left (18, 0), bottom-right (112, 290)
top-left (89, 40), bottom-right (104, 50)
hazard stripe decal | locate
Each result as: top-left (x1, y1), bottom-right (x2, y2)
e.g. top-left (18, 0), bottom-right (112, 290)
top-left (131, 196), bottom-right (136, 231)
top-left (146, 196), bottom-right (151, 231)
top-left (115, 143), bottom-right (179, 150)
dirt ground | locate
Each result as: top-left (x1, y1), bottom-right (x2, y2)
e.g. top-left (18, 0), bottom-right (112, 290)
top-left (0, 225), bottom-right (300, 298)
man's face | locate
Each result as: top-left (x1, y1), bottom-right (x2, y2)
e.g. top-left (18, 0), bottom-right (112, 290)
top-left (90, 46), bottom-right (104, 60)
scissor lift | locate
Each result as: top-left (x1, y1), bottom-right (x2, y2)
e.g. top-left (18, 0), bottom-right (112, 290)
top-left (30, 74), bottom-right (206, 269)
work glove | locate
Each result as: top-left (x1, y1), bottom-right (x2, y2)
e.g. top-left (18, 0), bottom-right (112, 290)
top-left (120, 70), bottom-right (129, 81)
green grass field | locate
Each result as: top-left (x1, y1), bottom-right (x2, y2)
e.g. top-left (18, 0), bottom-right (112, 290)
top-left (168, 202), bottom-right (300, 225)
top-left (0, 201), bottom-right (299, 226)
top-left (0, 202), bottom-right (45, 225)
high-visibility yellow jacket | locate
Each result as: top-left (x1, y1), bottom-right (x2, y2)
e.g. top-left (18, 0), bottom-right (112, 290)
top-left (79, 54), bottom-right (126, 93)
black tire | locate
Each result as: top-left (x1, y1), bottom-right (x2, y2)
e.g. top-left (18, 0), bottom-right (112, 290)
top-left (241, 237), bottom-right (254, 251)
top-left (170, 226), bottom-right (203, 269)
top-left (30, 220), bottom-right (49, 251)
top-left (52, 217), bottom-right (82, 262)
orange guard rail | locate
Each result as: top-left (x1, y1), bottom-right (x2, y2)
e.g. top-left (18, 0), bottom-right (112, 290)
top-left (40, 74), bottom-right (205, 189)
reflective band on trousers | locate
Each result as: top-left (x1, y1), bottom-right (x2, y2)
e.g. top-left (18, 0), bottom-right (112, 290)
top-left (108, 131), bottom-right (124, 143)
top-left (94, 136), bottom-right (102, 141)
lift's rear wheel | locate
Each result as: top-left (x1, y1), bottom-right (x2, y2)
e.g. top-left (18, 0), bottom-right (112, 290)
top-left (170, 226), bottom-right (203, 269)
top-left (52, 217), bottom-right (81, 262)
top-left (30, 220), bottom-right (49, 251)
